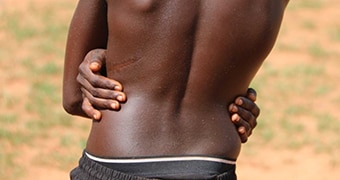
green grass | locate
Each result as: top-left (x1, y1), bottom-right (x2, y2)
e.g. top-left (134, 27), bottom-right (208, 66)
top-left (329, 26), bottom-right (340, 42)
top-left (313, 85), bottom-right (332, 96)
top-left (308, 42), bottom-right (330, 58)
top-left (3, 13), bottom-right (38, 42)
top-left (0, 1), bottom-right (81, 179)
top-left (39, 62), bottom-right (61, 75)
top-left (302, 20), bottom-right (316, 30)
top-left (0, 150), bottom-right (24, 180)
top-left (248, 53), bottom-right (339, 154)
top-left (0, 91), bottom-right (17, 109)
top-left (0, 114), bottom-right (18, 124)
top-left (288, 0), bottom-right (325, 10)
top-left (275, 42), bottom-right (300, 52)
top-left (0, 128), bottom-right (33, 146)
top-left (316, 113), bottom-right (340, 132)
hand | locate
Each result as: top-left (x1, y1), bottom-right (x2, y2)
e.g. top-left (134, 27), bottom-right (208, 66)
top-left (77, 49), bottom-right (126, 121)
top-left (229, 88), bottom-right (260, 143)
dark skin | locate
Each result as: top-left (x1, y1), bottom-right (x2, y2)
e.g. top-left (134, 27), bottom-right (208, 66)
top-left (76, 49), bottom-right (259, 143)
top-left (63, 0), bottom-right (288, 160)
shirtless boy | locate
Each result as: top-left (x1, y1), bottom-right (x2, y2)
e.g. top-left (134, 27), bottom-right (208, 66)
top-left (63, 0), bottom-right (288, 179)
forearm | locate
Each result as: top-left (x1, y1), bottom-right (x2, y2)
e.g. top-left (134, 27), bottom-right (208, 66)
top-left (63, 0), bottom-right (108, 117)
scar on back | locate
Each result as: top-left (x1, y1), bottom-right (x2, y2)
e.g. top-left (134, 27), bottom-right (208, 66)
top-left (112, 57), bottom-right (143, 72)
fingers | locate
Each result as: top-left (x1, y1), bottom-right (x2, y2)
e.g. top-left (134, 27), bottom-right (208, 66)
top-left (229, 88), bottom-right (260, 143)
top-left (82, 96), bottom-right (102, 121)
top-left (77, 74), bottom-right (126, 102)
top-left (230, 113), bottom-right (252, 143)
top-left (230, 103), bottom-right (257, 128)
top-left (234, 96), bottom-right (260, 118)
top-left (81, 87), bottom-right (122, 111)
top-left (78, 48), bottom-right (127, 118)
top-left (231, 89), bottom-right (260, 141)
top-left (78, 64), bottom-right (122, 91)
top-left (246, 88), bottom-right (257, 102)
top-left (237, 126), bottom-right (249, 143)
top-left (79, 49), bottom-right (123, 91)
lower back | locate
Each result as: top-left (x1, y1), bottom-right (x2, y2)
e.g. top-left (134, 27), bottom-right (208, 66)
top-left (86, 95), bottom-right (241, 160)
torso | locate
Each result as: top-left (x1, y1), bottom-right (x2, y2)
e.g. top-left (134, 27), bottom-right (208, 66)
top-left (86, 0), bottom-right (287, 160)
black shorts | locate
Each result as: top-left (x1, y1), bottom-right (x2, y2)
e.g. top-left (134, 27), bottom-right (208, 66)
top-left (70, 151), bottom-right (237, 180)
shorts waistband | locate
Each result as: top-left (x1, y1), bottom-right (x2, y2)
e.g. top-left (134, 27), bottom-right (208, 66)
top-left (85, 152), bottom-right (236, 165)
top-left (82, 151), bottom-right (236, 179)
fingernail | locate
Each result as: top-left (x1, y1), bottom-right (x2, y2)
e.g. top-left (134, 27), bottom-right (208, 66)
top-left (90, 62), bottom-right (100, 70)
top-left (232, 114), bottom-right (239, 122)
top-left (111, 102), bottom-right (118, 109)
top-left (93, 114), bottom-right (101, 120)
top-left (238, 127), bottom-right (246, 134)
top-left (117, 95), bottom-right (123, 101)
top-left (236, 98), bottom-right (243, 105)
top-left (231, 105), bottom-right (238, 112)
top-left (114, 85), bottom-right (122, 91)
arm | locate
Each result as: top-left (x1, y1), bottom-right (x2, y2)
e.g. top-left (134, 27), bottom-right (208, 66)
top-left (63, 0), bottom-right (108, 118)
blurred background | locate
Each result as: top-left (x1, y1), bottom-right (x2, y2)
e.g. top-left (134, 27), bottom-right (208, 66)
top-left (0, 0), bottom-right (339, 179)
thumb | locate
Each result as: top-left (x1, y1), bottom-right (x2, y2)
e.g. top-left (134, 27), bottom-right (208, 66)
top-left (90, 62), bottom-right (101, 72)
top-left (87, 49), bottom-right (107, 72)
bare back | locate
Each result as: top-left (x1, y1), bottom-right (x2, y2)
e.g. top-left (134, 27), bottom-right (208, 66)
top-left (86, 0), bottom-right (287, 160)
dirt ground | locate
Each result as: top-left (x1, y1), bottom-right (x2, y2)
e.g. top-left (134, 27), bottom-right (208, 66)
top-left (1, 0), bottom-right (339, 179)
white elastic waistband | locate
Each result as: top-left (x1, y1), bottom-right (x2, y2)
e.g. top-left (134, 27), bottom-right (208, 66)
top-left (85, 152), bottom-right (236, 165)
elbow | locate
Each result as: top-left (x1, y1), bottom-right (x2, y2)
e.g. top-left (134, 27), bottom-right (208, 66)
top-left (63, 102), bottom-right (74, 115)
top-left (62, 97), bottom-right (81, 116)
top-left (62, 84), bottom-right (83, 115)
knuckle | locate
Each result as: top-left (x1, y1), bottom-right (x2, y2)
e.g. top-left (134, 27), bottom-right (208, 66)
top-left (89, 76), bottom-right (99, 86)
top-left (81, 102), bottom-right (91, 113)
top-left (88, 86), bottom-right (99, 99)
top-left (248, 130), bottom-right (253, 136)
top-left (256, 108), bottom-right (261, 117)
top-left (76, 74), bottom-right (82, 83)
top-left (245, 122), bottom-right (251, 132)
top-left (94, 77), bottom-right (116, 87)
top-left (241, 97), bottom-right (253, 110)
top-left (105, 101), bottom-right (114, 108)
top-left (253, 120), bottom-right (258, 128)
top-left (98, 80), bottom-right (115, 88)
top-left (249, 115), bottom-right (256, 125)
top-left (247, 100), bottom-right (256, 110)
top-left (108, 92), bottom-right (118, 99)
top-left (93, 49), bottom-right (101, 55)
top-left (78, 63), bottom-right (86, 73)
top-left (113, 92), bottom-right (124, 98)
top-left (241, 136), bottom-right (248, 143)
top-left (247, 120), bottom-right (257, 133)
top-left (245, 111), bottom-right (253, 122)
top-left (85, 93), bottom-right (95, 103)
top-left (86, 50), bottom-right (95, 58)
top-left (91, 90), bottom-right (99, 97)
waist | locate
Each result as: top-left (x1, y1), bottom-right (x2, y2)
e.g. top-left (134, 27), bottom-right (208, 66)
top-left (86, 96), bottom-right (241, 159)
top-left (84, 151), bottom-right (237, 179)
